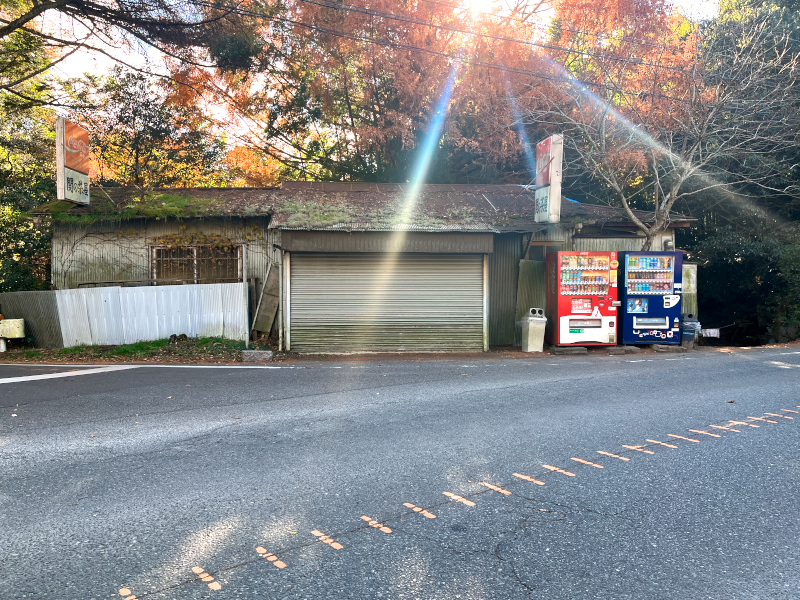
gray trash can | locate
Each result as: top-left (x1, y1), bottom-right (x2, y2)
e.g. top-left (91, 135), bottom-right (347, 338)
top-left (519, 308), bottom-right (547, 353)
top-left (681, 314), bottom-right (700, 349)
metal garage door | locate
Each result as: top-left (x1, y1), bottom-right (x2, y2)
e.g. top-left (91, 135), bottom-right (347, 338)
top-left (288, 253), bottom-right (486, 353)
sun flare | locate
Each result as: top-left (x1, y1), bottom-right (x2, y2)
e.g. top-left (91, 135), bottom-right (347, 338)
top-left (463, 0), bottom-right (495, 14)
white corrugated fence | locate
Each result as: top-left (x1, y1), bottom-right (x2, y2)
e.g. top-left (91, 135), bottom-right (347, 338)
top-left (54, 283), bottom-right (248, 347)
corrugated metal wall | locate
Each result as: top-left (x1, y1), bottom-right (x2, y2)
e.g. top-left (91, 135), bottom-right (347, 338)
top-left (52, 218), bottom-right (280, 289)
top-left (530, 227), bottom-right (568, 245)
top-left (55, 283), bottom-right (249, 347)
top-left (573, 237), bottom-right (645, 252)
top-left (682, 263), bottom-right (699, 317)
top-left (282, 231), bottom-right (494, 253)
top-left (288, 253), bottom-right (485, 353)
top-left (0, 284), bottom-right (248, 348)
top-left (0, 291), bottom-right (63, 347)
top-left (515, 261), bottom-right (547, 345)
top-left (489, 234), bottom-right (525, 346)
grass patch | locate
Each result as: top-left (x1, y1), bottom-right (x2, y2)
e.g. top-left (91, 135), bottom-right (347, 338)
top-left (59, 346), bottom-right (89, 355)
top-left (108, 339), bottom-right (171, 356)
top-left (1, 337), bottom-right (273, 364)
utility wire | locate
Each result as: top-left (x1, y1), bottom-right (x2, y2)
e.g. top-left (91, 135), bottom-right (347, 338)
top-left (194, 0), bottom-right (789, 107)
top-left (286, 0), bottom-right (702, 76)
top-left (416, 0), bottom-right (705, 53)
top-left (198, 0), bottom-right (700, 104)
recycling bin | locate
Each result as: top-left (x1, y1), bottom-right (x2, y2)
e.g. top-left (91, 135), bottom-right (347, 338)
top-left (519, 308), bottom-right (547, 353)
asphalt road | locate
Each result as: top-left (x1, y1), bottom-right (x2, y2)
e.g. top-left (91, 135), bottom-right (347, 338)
top-left (1, 347), bottom-right (799, 600)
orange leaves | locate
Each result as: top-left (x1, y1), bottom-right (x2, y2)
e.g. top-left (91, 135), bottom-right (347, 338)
top-left (224, 147), bottom-right (282, 187)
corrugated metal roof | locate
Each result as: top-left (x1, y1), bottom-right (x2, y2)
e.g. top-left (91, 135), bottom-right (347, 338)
top-left (34, 182), bottom-right (692, 231)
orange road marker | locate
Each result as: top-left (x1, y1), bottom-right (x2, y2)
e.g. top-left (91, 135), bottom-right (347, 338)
top-left (710, 424), bottom-right (741, 433)
top-left (403, 502), bottom-right (437, 518)
top-left (542, 464), bottom-right (577, 476)
top-left (480, 482), bottom-right (512, 495)
top-left (646, 439), bottom-right (679, 448)
top-left (668, 434), bottom-right (699, 443)
top-left (513, 472), bottom-right (547, 485)
top-left (729, 420), bottom-right (759, 428)
top-left (748, 416), bottom-right (778, 424)
top-left (255, 547), bottom-right (287, 569)
top-left (622, 445), bottom-right (655, 454)
top-left (361, 515), bottom-right (393, 533)
top-left (571, 457), bottom-right (604, 468)
top-left (191, 566), bottom-right (221, 590)
top-left (765, 412), bottom-right (793, 420)
top-left (689, 429), bottom-right (721, 438)
top-left (311, 530), bottom-right (344, 550)
top-left (781, 408), bottom-right (800, 414)
top-left (119, 588), bottom-right (138, 600)
top-left (597, 451), bottom-right (630, 461)
top-left (443, 492), bottom-right (476, 506)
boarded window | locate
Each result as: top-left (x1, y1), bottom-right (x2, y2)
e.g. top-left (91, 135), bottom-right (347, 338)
top-left (152, 246), bottom-right (241, 284)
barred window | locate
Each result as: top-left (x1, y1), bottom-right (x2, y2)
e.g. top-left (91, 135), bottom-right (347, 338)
top-left (152, 245), bottom-right (242, 284)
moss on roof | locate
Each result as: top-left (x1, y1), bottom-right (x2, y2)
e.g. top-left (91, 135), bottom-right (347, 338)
top-left (37, 188), bottom-right (275, 224)
top-left (33, 183), bottom-right (691, 230)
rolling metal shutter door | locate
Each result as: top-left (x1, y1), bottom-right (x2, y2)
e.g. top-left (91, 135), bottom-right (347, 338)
top-left (289, 253), bottom-right (485, 353)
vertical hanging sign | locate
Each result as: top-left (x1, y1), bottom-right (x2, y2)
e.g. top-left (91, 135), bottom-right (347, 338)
top-left (534, 133), bottom-right (563, 223)
top-left (56, 116), bottom-right (90, 204)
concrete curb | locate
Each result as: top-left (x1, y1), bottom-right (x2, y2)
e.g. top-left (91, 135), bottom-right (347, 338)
top-left (242, 350), bottom-right (275, 362)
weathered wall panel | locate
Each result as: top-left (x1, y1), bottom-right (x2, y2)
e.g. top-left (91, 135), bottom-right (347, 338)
top-left (282, 231), bottom-right (494, 254)
top-left (488, 234), bottom-right (525, 346)
top-left (530, 226), bottom-right (569, 244)
top-left (56, 289), bottom-right (94, 347)
top-left (52, 283), bottom-right (248, 347)
top-left (572, 237), bottom-right (645, 252)
top-left (682, 263), bottom-right (699, 317)
top-left (515, 261), bottom-right (547, 346)
top-left (0, 291), bottom-right (63, 348)
top-left (52, 217), bottom-right (280, 290)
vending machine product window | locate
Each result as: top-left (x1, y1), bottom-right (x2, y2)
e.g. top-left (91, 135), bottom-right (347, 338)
top-left (624, 254), bottom-right (675, 294)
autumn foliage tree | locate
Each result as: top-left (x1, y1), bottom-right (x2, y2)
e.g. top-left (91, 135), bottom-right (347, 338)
top-left (0, 0), bottom-right (269, 104)
top-left (521, 0), bottom-right (800, 249)
top-left (72, 69), bottom-right (229, 189)
top-left (170, 0), bottom-right (551, 183)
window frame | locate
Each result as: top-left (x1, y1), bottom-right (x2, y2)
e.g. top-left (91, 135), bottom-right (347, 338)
top-left (150, 244), bottom-right (243, 284)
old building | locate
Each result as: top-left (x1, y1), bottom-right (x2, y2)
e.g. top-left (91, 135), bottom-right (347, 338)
top-left (33, 182), bottom-right (689, 352)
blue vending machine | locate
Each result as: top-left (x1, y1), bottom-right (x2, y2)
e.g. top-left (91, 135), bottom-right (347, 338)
top-left (620, 251), bottom-right (683, 344)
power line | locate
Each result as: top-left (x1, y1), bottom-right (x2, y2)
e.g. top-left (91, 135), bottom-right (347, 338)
top-left (416, 0), bottom-right (702, 54)
top-left (285, 0), bottom-right (702, 77)
top-left (198, 0), bottom-right (700, 105)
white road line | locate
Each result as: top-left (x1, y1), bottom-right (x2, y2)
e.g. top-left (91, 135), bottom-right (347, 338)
top-left (139, 365), bottom-right (298, 369)
top-left (0, 363), bottom-right (301, 370)
top-left (0, 365), bottom-right (141, 384)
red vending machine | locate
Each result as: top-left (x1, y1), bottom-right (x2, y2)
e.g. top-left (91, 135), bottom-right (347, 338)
top-left (545, 251), bottom-right (620, 346)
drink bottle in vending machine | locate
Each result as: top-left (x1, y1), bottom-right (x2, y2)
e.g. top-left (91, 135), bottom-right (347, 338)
top-left (545, 251), bottom-right (620, 346)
